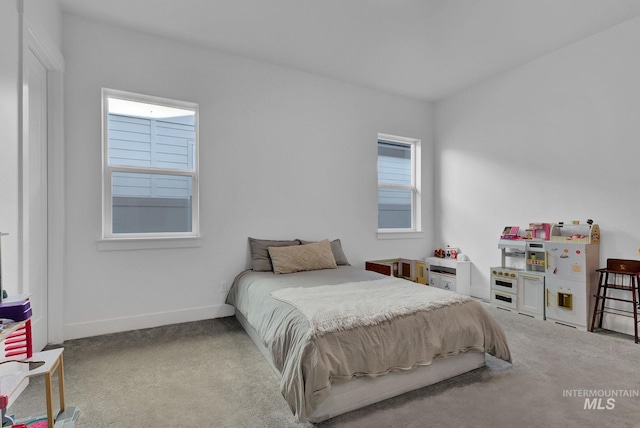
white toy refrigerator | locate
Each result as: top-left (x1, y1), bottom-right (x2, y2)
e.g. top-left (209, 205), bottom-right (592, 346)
top-left (544, 223), bottom-right (600, 330)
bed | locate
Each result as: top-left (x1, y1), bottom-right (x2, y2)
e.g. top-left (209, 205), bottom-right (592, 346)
top-left (226, 238), bottom-right (511, 423)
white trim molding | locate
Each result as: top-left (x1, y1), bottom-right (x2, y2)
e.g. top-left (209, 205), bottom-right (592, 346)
top-left (20, 16), bottom-right (66, 344)
top-left (64, 304), bottom-right (235, 341)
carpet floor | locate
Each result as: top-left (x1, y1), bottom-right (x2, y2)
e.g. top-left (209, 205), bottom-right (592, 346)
top-left (7, 303), bottom-right (640, 427)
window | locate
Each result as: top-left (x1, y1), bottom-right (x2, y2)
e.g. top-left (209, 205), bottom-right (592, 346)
top-left (102, 89), bottom-right (199, 239)
top-left (377, 133), bottom-right (421, 233)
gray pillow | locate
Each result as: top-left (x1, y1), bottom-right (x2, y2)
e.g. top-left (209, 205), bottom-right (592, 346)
top-left (299, 239), bottom-right (350, 266)
top-left (248, 237), bottom-right (301, 271)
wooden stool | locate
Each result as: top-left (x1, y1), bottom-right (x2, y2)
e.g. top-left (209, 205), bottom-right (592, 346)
top-left (589, 258), bottom-right (640, 343)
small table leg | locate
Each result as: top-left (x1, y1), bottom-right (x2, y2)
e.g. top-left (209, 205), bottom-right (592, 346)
top-left (43, 352), bottom-right (64, 428)
top-left (58, 353), bottom-right (65, 414)
top-left (45, 370), bottom-right (54, 428)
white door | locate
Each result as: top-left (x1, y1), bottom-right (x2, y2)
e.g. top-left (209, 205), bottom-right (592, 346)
top-left (24, 46), bottom-right (48, 351)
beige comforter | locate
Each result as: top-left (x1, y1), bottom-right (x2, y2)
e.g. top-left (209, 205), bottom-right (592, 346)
top-left (226, 267), bottom-right (511, 422)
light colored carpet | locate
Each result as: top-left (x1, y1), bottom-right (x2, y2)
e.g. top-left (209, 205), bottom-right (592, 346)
top-left (7, 304), bottom-right (640, 427)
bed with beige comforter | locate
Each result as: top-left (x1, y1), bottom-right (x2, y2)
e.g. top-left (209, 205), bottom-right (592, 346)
top-left (226, 266), bottom-right (511, 422)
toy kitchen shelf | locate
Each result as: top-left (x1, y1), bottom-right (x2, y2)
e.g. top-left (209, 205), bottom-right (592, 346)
top-left (491, 222), bottom-right (600, 330)
top-left (549, 223), bottom-right (600, 244)
top-left (426, 257), bottom-right (471, 295)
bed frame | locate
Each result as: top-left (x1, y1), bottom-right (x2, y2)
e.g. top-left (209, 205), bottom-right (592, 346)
top-left (236, 311), bottom-right (486, 423)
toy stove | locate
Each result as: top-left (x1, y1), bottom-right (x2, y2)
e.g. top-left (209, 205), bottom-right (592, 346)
top-left (490, 239), bottom-right (525, 311)
top-left (490, 267), bottom-right (520, 310)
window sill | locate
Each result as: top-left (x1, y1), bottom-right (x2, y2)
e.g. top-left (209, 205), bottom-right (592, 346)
top-left (377, 231), bottom-right (424, 240)
top-left (97, 236), bottom-right (202, 251)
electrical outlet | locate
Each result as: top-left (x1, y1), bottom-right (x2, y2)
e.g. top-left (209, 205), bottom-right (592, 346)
top-left (220, 280), bottom-right (229, 293)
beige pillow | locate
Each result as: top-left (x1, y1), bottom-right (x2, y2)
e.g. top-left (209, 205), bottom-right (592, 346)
top-left (299, 239), bottom-right (350, 266)
top-left (268, 240), bottom-right (337, 274)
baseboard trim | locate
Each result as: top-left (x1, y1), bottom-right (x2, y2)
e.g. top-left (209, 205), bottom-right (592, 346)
top-left (63, 304), bottom-right (235, 341)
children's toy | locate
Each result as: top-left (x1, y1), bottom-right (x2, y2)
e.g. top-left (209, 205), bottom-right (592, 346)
top-left (445, 246), bottom-right (458, 259)
top-left (10, 406), bottom-right (80, 427)
top-left (500, 226), bottom-right (520, 239)
top-left (529, 223), bottom-right (551, 240)
top-left (0, 300), bottom-right (32, 322)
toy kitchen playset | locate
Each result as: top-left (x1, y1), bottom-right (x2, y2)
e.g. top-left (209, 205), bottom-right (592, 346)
top-left (490, 221), bottom-right (600, 330)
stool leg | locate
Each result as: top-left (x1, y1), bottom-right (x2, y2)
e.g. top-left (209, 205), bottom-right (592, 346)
top-left (590, 272), bottom-right (604, 332)
top-left (597, 272), bottom-right (609, 329)
top-left (633, 275), bottom-right (639, 344)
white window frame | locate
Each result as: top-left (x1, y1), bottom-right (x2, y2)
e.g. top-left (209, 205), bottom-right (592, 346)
top-left (101, 88), bottom-right (200, 241)
top-left (377, 133), bottom-right (422, 239)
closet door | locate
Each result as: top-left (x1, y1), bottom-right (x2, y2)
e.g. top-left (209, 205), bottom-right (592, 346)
top-left (23, 44), bottom-right (49, 351)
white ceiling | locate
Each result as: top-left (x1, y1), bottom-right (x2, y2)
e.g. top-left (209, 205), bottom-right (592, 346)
top-left (59, 0), bottom-right (640, 101)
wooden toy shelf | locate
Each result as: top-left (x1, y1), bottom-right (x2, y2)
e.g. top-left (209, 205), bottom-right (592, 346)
top-left (525, 259), bottom-right (546, 267)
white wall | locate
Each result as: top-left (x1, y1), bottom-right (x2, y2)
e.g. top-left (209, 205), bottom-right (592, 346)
top-left (0, 1), bottom-right (21, 294)
top-left (62, 13), bottom-right (434, 340)
top-left (435, 16), bottom-right (640, 334)
top-left (23, 0), bottom-right (62, 49)
top-left (0, 0), bottom-right (62, 297)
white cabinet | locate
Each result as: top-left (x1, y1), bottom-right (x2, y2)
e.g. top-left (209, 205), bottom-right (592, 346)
top-left (545, 277), bottom-right (590, 330)
top-left (429, 272), bottom-right (456, 291)
top-left (426, 257), bottom-right (471, 295)
top-left (517, 273), bottom-right (545, 319)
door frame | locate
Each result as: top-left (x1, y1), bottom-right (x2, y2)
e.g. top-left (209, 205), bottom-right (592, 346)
top-left (19, 10), bottom-right (65, 344)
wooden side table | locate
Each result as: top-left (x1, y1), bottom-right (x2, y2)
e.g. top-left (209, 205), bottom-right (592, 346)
top-left (0, 348), bottom-right (65, 428)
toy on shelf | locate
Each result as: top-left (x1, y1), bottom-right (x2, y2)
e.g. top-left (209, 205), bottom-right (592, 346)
top-left (529, 223), bottom-right (551, 240)
top-left (550, 222), bottom-right (600, 244)
top-left (500, 226), bottom-right (520, 240)
top-left (0, 299), bottom-right (32, 323)
top-left (434, 246), bottom-right (459, 259)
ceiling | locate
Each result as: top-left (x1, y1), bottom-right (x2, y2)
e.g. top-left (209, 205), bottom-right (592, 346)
top-left (58, 0), bottom-right (640, 101)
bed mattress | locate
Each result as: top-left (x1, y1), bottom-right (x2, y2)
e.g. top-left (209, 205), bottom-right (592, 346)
top-left (226, 266), bottom-right (511, 422)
